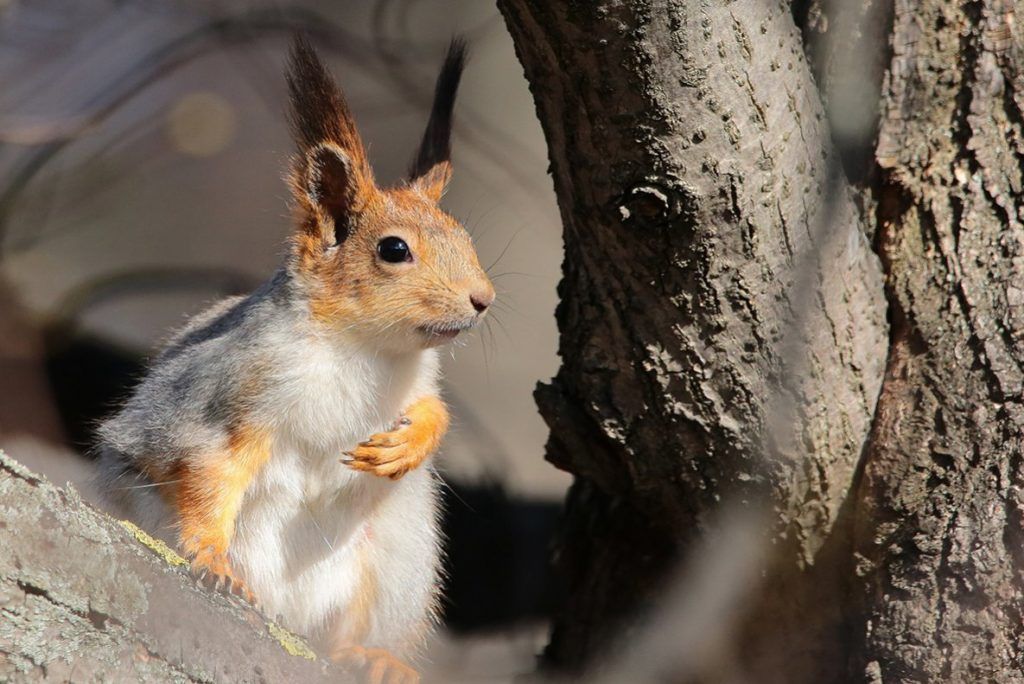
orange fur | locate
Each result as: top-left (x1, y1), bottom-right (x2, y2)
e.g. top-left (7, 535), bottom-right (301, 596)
top-left (289, 142), bottom-right (376, 273)
top-left (299, 188), bottom-right (493, 353)
top-left (172, 424), bottom-right (273, 600)
top-left (285, 42), bottom-right (492, 348)
top-left (345, 395), bottom-right (449, 480)
top-left (330, 646), bottom-right (420, 684)
top-left (410, 161), bottom-right (452, 202)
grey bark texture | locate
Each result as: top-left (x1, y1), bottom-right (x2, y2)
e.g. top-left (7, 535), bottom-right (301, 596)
top-left (0, 451), bottom-right (346, 683)
top-left (500, 0), bottom-right (1024, 681)
top-left (854, 0), bottom-right (1024, 680)
top-left (497, 0), bottom-right (887, 679)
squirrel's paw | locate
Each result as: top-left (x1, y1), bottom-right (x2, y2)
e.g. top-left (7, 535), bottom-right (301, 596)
top-left (189, 545), bottom-right (256, 605)
top-left (342, 417), bottom-right (430, 481)
top-left (330, 646), bottom-right (420, 684)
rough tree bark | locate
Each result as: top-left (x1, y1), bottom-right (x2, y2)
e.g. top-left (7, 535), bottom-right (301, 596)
top-left (500, 0), bottom-right (1024, 680)
top-left (0, 452), bottom-right (346, 683)
top-left (497, 0), bottom-right (888, 679)
top-left (854, 0), bottom-right (1024, 680)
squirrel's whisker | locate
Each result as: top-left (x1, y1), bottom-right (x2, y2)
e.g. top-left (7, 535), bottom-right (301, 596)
top-left (115, 479), bottom-right (182, 490)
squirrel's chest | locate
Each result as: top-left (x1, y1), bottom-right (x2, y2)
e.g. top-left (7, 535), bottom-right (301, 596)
top-left (265, 341), bottom-right (432, 453)
top-left (226, 342), bottom-right (440, 634)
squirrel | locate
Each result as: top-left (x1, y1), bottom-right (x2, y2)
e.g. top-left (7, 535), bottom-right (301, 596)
top-left (95, 35), bottom-right (493, 683)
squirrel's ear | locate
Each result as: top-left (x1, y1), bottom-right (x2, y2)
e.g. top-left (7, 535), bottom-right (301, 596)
top-left (286, 34), bottom-right (374, 235)
top-left (302, 143), bottom-right (361, 243)
top-left (407, 39), bottom-right (466, 203)
top-left (410, 160), bottom-right (452, 202)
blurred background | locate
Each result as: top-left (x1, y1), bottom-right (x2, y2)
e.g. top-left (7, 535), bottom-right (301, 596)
top-left (0, 1), bottom-right (568, 679)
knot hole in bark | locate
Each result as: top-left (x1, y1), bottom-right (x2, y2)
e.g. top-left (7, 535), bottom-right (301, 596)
top-left (616, 180), bottom-right (697, 231)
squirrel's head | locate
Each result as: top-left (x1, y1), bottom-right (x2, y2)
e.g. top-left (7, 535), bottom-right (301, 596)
top-left (284, 36), bottom-right (494, 352)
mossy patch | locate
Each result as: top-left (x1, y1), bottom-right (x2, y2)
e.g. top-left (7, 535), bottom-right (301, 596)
top-left (118, 520), bottom-right (189, 569)
top-left (267, 621), bottom-right (316, 660)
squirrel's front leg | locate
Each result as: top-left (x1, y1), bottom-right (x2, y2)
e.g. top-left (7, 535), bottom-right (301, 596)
top-left (172, 424), bottom-right (273, 603)
top-left (343, 395), bottom-right (449, 480)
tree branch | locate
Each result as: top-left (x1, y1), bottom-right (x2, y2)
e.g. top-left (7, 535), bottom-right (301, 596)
top-left (0, 451), bottom-right (349, 683)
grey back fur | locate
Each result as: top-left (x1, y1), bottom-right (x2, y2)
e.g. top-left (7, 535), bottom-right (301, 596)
top-left (95, 269), bottom-right (301, 514)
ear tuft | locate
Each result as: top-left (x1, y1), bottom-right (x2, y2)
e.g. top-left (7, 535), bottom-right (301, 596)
top-left (286, 34), bottom-right (364, 157)
top-left (286, 35), bottom-right (374, 246)
top-left (407, 39), bottom-right (467, 194)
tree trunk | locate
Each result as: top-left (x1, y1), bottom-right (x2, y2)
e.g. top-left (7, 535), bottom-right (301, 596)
top-left (854, 0), bottom-right (1024, 680)
top-left (0, 451), bottom-right (346, 683)
top-left (497, 0), bottom-right (888, 679)
top-left (499, 0), bottom-right (1024, 680)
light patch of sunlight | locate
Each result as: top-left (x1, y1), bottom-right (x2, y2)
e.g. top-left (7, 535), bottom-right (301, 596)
top-left (166, 91), bottom-right (237, 158)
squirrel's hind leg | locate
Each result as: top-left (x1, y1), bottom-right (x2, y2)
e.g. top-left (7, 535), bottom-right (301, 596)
top-left (326, 542), bottom-right (422, 683)
top-left (330, 646), bottom-right (420, 684)
top-left (170, 424), bottom-right (273, 603)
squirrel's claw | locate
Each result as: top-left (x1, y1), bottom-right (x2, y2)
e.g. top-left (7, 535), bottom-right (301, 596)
top-left (343, 424), bottom-right (421, 480)
top-left (345, 452), bottom-right (409, 480)
top-left (343, 396), bottom-right (447, 481)
top-left (188, 546), bottom-right (256, 605)
top-left (358, 432), bottom-right (407, 449)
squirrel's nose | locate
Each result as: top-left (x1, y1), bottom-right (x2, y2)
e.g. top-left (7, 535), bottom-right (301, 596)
top-left (470, 290), bottom-right (494, 313)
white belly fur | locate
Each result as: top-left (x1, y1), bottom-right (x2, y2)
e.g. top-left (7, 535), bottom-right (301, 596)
top-left (230, 445), bottom-right (440, 652)
top-left (229, 340), bottom-right (443, 655)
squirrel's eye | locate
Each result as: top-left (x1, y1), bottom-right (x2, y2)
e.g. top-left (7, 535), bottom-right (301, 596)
top-left (377, 236), bottom-right (412, 263)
